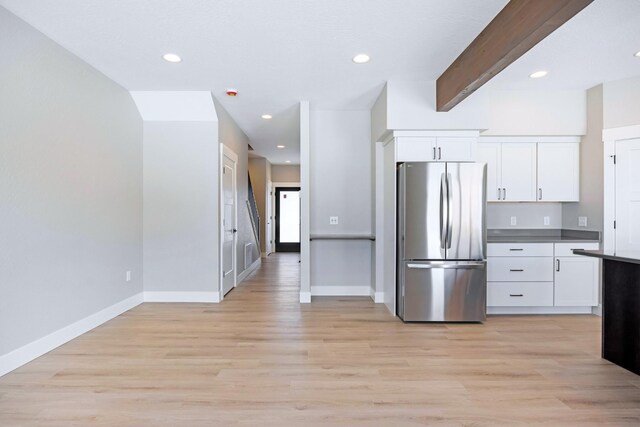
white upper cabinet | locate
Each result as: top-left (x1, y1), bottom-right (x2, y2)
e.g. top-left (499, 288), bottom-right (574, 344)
top-left (477, 142), bottom-right (537, 201)
top-left (435, 137), bottom-right (476, 162)
top-left (476, 143), bottom-right (501, 201)
top-left (537, 143), bottom-right (579, 202)
top-left (501, 143), bottom-right (538, 202)
top-left (396, 135), bottom-right (476, 162)
top-left (478, 138), bottom-right (580, 203)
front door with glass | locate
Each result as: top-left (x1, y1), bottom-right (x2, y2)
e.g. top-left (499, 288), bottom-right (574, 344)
top-left (275, 187), bottom-right (301, 252)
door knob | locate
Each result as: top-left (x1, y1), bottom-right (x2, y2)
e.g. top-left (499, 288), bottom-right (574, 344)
top-left (233, 229), bottom-right (238, 233)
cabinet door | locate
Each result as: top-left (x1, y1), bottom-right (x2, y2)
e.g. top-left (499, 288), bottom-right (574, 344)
top-left (554, 257), bottom-right (598, 306)
top-left (501, 143), bottom-right (537, 201)
top-left (477, 143), bottom-right (502, 201)
top-left (537, 143), bottom-right (579, 202)
top-left (436, 137), bottom-right (476, 162)
top-left (396, 137), bottom-right (437, 162)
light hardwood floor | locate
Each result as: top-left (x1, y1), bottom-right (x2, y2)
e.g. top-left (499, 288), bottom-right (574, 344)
top-left (1, 253), bottom-right (639, 426)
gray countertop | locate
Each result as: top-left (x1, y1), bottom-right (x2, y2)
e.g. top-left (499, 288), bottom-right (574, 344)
top-left (573, 249), bottom-right (640, 264)
top-left (487, 228), bottom-right (600, 244)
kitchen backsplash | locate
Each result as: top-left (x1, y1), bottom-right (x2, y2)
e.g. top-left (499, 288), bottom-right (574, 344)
top-left (487, 202), bottom-right (563, 229)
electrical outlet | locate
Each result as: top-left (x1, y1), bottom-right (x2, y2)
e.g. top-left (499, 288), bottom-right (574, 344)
top-left (544, 216), bottom-right (550, 226)
top-left (578, 216), bottom-right (588, 227)
top-left (329, 216), bottom-right (339, 225)
top-left (126, 271), bottom-right (131, 282)
top-left (510, 216), bottom-right (517, 226)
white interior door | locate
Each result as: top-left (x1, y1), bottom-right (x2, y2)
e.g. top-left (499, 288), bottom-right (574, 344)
top-left (500, 143), bottom-right (537, 202)
top-left (615, 139), bottom-right (640, 251)
top-left (222, 150), bottom-right (237, 296)
top-left (266, 181), bottom-right (273, 255)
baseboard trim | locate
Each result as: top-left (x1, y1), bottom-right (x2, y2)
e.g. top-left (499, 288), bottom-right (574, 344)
top-left (370, 289), bottom-right (385, 303)
top-left (237, 258), bottom-right (261, 284)
top-left (144, 291), bottom-right (221, 303)
top-left (311, 285), bottom-right (371, 296)
top-left (0, 293), bottom-right (144, 377)
top-left (592, 304), bottom-right (602, 317)
top-left (299, 291), bottom-right (311, 303)
top-left (487, 306), bottom-right (595, 315)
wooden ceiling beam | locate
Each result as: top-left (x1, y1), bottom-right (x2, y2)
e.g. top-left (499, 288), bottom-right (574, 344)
top-left (436, 0), bottom-right (593, 112)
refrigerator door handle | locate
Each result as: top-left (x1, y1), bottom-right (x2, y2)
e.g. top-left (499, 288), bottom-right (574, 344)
top-left (440, 173), bottom-right (448, 249)
top-left (446, 172), bottom-right (454, 249)
top-left (407, 262), bottom-right (486, 269)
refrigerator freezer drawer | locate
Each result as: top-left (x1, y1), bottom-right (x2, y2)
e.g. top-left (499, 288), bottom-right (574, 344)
top-left (487, 282), bottom-right (554, 307)
top-left (400, 262), bottom-right (486, 322)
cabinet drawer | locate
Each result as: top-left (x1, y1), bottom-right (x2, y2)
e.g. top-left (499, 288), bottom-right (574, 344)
top-left (554, 242), bottom-right (599, 257)
top-left (487, 282), bottom-right (554, 307)
top-left (488, 243), bottom-right (553, 257)
top-left (488, 257), bottom-right (554, 282)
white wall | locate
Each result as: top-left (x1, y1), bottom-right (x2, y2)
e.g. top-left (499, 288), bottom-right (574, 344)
top-left (310, 110), bottom-right (373, 295)
top-left (271, 165), bottom-right (300, 182)
top-left (0, 8), bottom-right (142, 356)
top-left (563, 85), bottom-right (604, 231)
top-left (386, 80), bottom-right (489, 131)
top-left (484, 89), bottom-right (586, 136)
top-left (603, 75), bottom-right (640, 129)
top-left (299, 102), bottom-right (311, 302)
top-left (142, 122), bottom-right (220, 295)
top-left (487, 203), bottom-right (563, 229)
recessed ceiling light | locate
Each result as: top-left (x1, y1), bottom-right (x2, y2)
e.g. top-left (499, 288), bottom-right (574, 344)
top-left (285, 160), bottom-right (291, 163)
top-left (261, 114), bottom-right (272, 119)
top-left (635, 51), bottom-right (640, 57)
top-left (162, 53), bottom-right (182, 63)
top-left (277, 145), bottom-right (285, 148)
top-left (352, 54), bottom-right (370, 64)
top-left (529, 70), bottom-right (548, 79)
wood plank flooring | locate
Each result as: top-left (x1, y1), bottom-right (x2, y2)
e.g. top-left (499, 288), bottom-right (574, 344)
top-left (1, 253), bottom-right (639, 426)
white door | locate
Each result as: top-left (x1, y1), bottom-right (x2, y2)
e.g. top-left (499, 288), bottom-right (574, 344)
top-left (477, 143), bottom-right (502, 201)
top-left (500, 143), bottom-right (537, 202)
top-left (554, 257), bottom-right (598, 306)
top-left (222, 149), bottom-right (237, 296)
top-left (266, 181), bottom-right (273, 255)
top-left (615, 139), bottom-right (640, 251)
top-left (537, 143), bottom-right (579, 202)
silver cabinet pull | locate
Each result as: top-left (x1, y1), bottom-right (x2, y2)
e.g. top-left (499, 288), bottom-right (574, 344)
top-left (438, 147), bottom-right (442, 160)
top-left (509, 294), bottom-right (524, 297)
top-left (556, 259), bottom-right (560, 272)
top-left (510, 269), bottom-right (524, 272)
top-left (433, 147), bottom-right (437, 160)
top-left (538, 188), bottom-right (543, 200)
top-left (497, 188), bottom-right (501, 200)
top-left (509, 248), bottom-right (524, 251)
top-left (502, 188), bottom-right (507, 200)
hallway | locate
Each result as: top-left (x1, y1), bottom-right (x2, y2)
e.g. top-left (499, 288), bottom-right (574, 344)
top-left (1, 254), bottom-right (639, 426)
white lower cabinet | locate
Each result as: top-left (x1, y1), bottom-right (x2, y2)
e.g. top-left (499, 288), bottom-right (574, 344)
top-left (554, 243), bottom-right (600, 307)
top-left (487, 242), bottom-right (600, 312)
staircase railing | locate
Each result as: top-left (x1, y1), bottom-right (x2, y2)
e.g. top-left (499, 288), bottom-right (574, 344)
top-left (247, 173), bottom-right (260, 247)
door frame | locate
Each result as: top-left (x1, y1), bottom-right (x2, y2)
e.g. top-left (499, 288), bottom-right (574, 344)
top-left (265, 181), bottom-right (273, 256)
top-left (219, 144), bottom-right (238, 300)
top-left (272, 182), bottom-right (301, 253)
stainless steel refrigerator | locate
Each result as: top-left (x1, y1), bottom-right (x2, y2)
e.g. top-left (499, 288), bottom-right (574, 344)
top-left (397, 162), bottom-right (487, 322)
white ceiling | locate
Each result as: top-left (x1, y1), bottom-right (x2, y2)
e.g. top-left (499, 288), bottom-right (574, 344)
top-left (2, 1), bottom-right (640, 164)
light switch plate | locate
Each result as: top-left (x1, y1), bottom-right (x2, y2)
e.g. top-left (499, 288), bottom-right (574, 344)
top-left (543, 216), bottom-right (550, 226)
top-left (126, 271), bottom-right (131, 282)
top-left (578, 216), bottom-right (588, 227)
top-left (329, 216), bottom-right (339, 225)
top-left (510, 216), bottom-right (517, 226)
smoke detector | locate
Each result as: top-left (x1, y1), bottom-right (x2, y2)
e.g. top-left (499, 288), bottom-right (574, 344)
top-left (226, 88), bottom-right (238, 97)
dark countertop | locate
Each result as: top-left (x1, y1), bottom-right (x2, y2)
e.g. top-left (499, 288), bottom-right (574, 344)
top-left (487, 229), bottom-right (600, 244)
top-left (488, 236), bottom-right (599, 243)
top-left (573, 249), bottom-right (640, 265)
